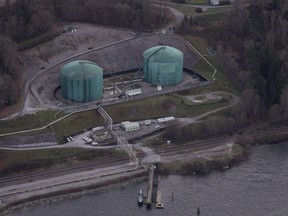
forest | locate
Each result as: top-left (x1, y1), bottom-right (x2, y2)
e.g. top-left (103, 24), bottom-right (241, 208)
top-left (219, 0), bottom-right (288, 122)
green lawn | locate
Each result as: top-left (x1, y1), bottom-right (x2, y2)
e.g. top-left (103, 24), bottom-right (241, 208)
top-left (185, 0), bottom-right (208, 5)
top-left (52, 110), bottom-right (104, 137)
top-left (0, 110), bottom-right (62, 134)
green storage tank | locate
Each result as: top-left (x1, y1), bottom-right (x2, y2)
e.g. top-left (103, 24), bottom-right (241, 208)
top-left (60, 60), bottom-right (103, 102)
top-left (143, 46), bottom-right (183, 86)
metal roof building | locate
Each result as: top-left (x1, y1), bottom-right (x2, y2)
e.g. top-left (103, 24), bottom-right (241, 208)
top-left (60, 60), bottom-right (103, 102)
top-left (143, 46), bottom-right (183, 86)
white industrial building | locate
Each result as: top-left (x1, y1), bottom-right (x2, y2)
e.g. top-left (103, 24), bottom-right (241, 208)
top-left (121, 121), bottom-right (140, 132)
top-left (157, 116), bottom-right (175, 123)
top-left (210, 0), bottom-right (219, 5)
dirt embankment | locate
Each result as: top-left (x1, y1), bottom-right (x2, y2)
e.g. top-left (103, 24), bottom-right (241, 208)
top-left (158, 142), bottom-right (251, 175)
top-left (0, 170), bottom-right (147, 215)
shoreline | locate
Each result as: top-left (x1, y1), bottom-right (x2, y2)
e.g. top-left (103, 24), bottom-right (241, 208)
top-left (1, 135), bottom-right (288, 214)
top-left (0, 169), bottom-right (147, 215)
top-left (2, 174), bottom-right (147, 215)
top-left (0, 142), bottom-right (247, 214)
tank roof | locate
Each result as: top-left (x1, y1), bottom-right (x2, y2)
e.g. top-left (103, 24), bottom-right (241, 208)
top-left (143, 46), bottom-right (183, 63)
top-left (61, 60), bottom-right (103, 79)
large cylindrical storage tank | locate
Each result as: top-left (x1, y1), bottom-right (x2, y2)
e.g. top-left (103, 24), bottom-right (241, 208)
top-left (60, 60), bottom-right (103, 102)
top-left (143, 46), bottom-right (183, 86)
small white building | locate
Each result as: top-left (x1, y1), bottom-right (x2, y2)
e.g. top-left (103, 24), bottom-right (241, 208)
top-left (121, 121), bottom-right (140, 132)
top-left (210, 0), bottom-right (219, 5)
top-left (144, 119), bottom-right (152, 126)
top-left (157, 116), bottom-right (175, 123)
top-left (126, 89), bottom-right (141, 97)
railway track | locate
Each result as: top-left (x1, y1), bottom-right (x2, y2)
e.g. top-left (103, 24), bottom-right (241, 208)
top-left (0, 155), bottom-right (131, 186)
top-left (156, 126), bottom-right (288, 155)
top-left (1, 126), bottom-right (288, 187)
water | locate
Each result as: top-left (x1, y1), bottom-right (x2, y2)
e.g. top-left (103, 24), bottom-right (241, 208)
top-left (5, 143), bottom-right (288, 216)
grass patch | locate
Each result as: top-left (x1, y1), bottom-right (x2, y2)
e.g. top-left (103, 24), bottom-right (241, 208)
top-left (182, 93), bottom-right (231, 106)
top-left (0, 148), bottom-right (125, 176)
top-left (0, 148), bottom-right (86, 165)
top-left (17, 28), bottom-right (60, 51)
top-left (172, 5), bottom-right (198, 15)
top-left (0, 110), bottom-right (63, 134)
top-left (194, 58), bottom-right (215, 79)
top-left (1, 92), bottom-right (232, 140)
top-left (230, 143), bottom-right (243, 156)
top-left (172, 4), bottom-right (232, 16)
top-left (105, 95), bottom-right (183, 121)
top-left (52, 110), bottom-right (104, 138)
top-left (183, 35), bottom-right (216, 81)
top-left (185, 0), bottom-right (208, 5)
top-left (194, 95), bottom-right (207, 100)
top-left (183, 35), bottom-right (239, 95)
top-left (0, 113), bottom-right (45, 134)
top-left (105, 94), bottom-right (229, 121)
top-left (186, 35), bottom-right (209, 53)
top-left (0, 98), bottom-right (23, 119)
top-left (158, 143), bottom-right (249, 175)
top-left (205, 7), bottom-right (233, 15)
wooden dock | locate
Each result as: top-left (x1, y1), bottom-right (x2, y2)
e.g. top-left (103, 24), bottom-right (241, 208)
top-left (145, 165), bottom-right (155, 207)
top-left (156, 176), bottom-right (164, 208)
top-left (144, 164), bottom-right (163, 209)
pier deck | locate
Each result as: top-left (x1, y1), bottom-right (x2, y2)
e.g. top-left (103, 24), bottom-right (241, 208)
top-left (156, 176), bottom-right (164, 208)
top-left (144, 164), bottom-right (163, 208)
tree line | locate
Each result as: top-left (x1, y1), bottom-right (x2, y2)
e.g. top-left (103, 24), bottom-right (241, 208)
top-left (200, 0), bottom-right (288, 123)
top-left (223, 0), bottom-right (288, 123)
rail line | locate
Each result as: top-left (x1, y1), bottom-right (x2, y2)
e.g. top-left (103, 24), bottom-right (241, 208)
top-left (156, 126), bottom-right (288, 155)
top-left (0, 155), bottom-right (133, 186)
top-left (1, 126), bottom-right (288, 187)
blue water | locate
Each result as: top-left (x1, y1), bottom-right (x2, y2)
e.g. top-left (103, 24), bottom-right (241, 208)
top-left (5, 143), bottom-right (288, 216)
